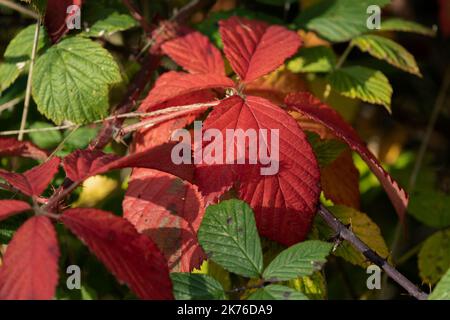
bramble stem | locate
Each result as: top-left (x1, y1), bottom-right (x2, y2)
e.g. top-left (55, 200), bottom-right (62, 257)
top-left (18, 18), bottom-right (41, 141)
top-left (317, 204), bottom-right (428, 300)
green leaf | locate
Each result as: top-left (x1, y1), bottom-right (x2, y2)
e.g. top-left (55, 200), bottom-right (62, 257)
top-left (408, 190), bottom-right (450, 228)
top-left (0, 25), bottom-right (49, 93)
top-left (263, 240), bottom-right (332, 281)
top-left (315, 205), bottom-right (389, 267)
top-left (351, 34), bottom-right (421, 76)
top-left (418, 229), bottom-right (450, 285)
top-left (288, 271), bottom-right (327, 300)
top-left (307, 132), bottom-right (346, 167)
top-left (32, 36), bottom-right (122, 124)
top-left (287, 46), bottom-right (336, 73)
top-left (171, 273), bottom-right (226, 300)
top-left (28, 122), bottom-right (63, 149)
top-left (380, 18), bottom-right (436, 36)
top-left (83, 1), bottom-right (137, 37)
top-left (198, 199), bottom-right (264, 278)
top-left (248, 285), bottom-right (308, 300)
top-left (429, 268), bottom-right (450, 300)
top-left (296, 0), bottom-right (391, 42)
top-left (328, 66), bottom-right (392, 111)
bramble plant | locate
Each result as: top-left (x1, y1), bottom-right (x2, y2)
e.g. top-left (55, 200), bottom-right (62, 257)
top-left (0, 0), bottom-right (449, 301)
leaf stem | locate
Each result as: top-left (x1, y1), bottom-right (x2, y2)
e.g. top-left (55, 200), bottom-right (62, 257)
top-left (317, 204), bottom-right (428, 300)
top-left (335, 43), bottom-right (353, 69)
top-left (18, 18), bottom-right (41, 141)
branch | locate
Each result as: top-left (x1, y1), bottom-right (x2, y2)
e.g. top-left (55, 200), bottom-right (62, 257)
top-left (171, 0), bottom-right (215, 24)
top-left (122, 0), bottom-right (154, 35)
top-left (317, 204), bottom-right (428, 300)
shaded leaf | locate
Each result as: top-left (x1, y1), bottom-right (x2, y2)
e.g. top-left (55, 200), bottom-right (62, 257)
top-left (61, 208), bottom-right (173, 299)
top-left (198, 199), bottom-right (263, 278)
top-left (0, 216), bottom-right (59, 300)
top-left (45, 0), bottom-right (83, 43)
top-left (248, 285), bottom-right (308, 300)
top-left (123, 168), bottom-right (205, 272)
top-left (171, 273), bottom-right (226, 300)
top-left (418, 229), bottom-right (450, 285)
top-left (408, 189), bottom-right (450, 228)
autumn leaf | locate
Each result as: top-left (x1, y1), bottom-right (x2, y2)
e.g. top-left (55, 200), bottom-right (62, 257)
top-left (162, 31), bottom-right (225, 75)
top-left (0, 157), bottom-right (60, 196)
top-left (219, 16), bottom-right (301, 82)
top-left (0, 200), bottom-right (32, 221)
top-left (0, 216), bottom-right (59, 300)
top-left (196, 95), bottom-right (320, 245)
top-left (285, 92), bottom-right (408, 220)
top-left (0, 137), bottom-right (48, 160)
top-left (45, 0), bottom-right (83, 43)
top-left (61, 208), bottom-right (173, 299)
top-left (123, 168), bottom-right (205, 272)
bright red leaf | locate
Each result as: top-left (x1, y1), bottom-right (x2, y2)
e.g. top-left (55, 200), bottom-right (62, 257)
top-left (162, 31), bottom-right (225, 75)
top-left (123, 168), bottom-right (205, 272)
top-left (285, 92), bottom-right (408, 220)
top-left (139, 71), bottom-right (234, 111)
top-left (0, 157), bottom-right (60, 196)
top-left (61, 208), bottom-right (173, 300)
top-left (0, 137), bottom-right (47, 160)
top-left (0, 200), bottom-right (32, 221)
top-left (0, 216), bottom-right (59, 300)
top-left (196, 95), bottom-right (320, 245)
top-left (45, 0), bottom-right (83, 43)
top-left (321, 149), bottom-right (360, 209)
top-left (219, 16), bottom-right (301, 83)
top-left (63, 144), bottom-right (193, 183)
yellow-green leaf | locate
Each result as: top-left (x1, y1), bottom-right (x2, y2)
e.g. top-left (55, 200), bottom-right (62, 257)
top-left (328, 66), bottom-right (392, 112)
top-left (380, 18), bottom-right (436, 37)
top-left (351, 34), bottom-right (421, 76)
top-left (429, 268), bottom-right (450, 300)
top-left (418, 229), bottom-right (450, 285)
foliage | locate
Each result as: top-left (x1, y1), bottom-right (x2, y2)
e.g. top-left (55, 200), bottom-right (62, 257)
top-left (0, 0), bottom-right (447, 300)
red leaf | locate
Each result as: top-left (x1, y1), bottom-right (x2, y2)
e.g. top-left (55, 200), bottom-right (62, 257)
top-left (61, 208), bottom-right (173, 300)
top-left (45, 0), bottom-right (83, 43)
top-left (139, 71), bottom-right (234, 111)
top-left (123, 168), bottom-right (205, 272)
top-left (0, 157), bottom-right (60, 196)
top-left (285, 92), bottom-right (408, 220)
top-left (162, 31), bottom-right (225, 75)
top-left (196, 95), bottom-right (320, 245)
top-left (0, 137), bottom-right (47, 160)
top-left (0, 200), bottom-right (32, 221)
top-left (439, 0), bottom-right (450, 37)
top-left (0, 216), bottom-right (59, 300)
top-left (63, 144), bottom-right (193, 183)
top-left (133, 90), bottom-right (215, 152)
top-left (219, 16), bottom-right (301, 83)
top-left (321, 149), bottom-right (360, 209)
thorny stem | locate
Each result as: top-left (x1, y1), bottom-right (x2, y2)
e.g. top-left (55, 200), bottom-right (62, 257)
top-left (18, 18), bottom-right (41, 141)
top-left (317, 204), bottom-right (428, 300)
